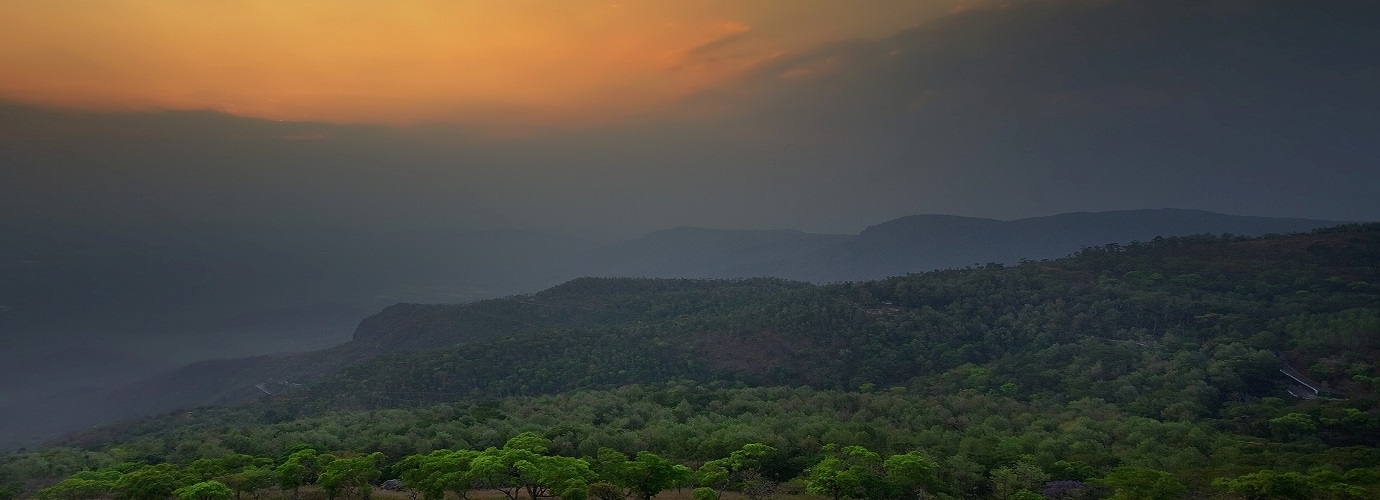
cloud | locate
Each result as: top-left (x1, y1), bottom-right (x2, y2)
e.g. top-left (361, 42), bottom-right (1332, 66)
top-left (0, 0), bottom-right (980, 126)
top-left (685, 24), bottom-right (756, 58)
top-left (676, 0), bottom-right (1380, 219)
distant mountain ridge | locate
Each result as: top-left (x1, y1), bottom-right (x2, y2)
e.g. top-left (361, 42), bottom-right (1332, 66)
top-left (577, 227), bottom-right (849, 279)
top-left (585, 209), bottom-right (1347, 282)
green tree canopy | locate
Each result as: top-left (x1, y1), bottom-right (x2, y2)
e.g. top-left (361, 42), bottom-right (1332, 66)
top-left (397, 449), bottom-right (481, 500)
top-left (804, 445), bottom-right (883, 500)
top-left (317, 453), bottom-right (383, 500)
top-left (884, 452), bottom-right (942, 500)
top-left (1096, 467), bottom-right (1185, 500)
top-left (116, 464), bottom-right (191, 500)
top-left (173, 481), bottom-right (233, 500)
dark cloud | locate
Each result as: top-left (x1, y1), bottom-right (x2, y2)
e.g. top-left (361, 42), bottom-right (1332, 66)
top-left (680, 0), bottom-right (1380, 221)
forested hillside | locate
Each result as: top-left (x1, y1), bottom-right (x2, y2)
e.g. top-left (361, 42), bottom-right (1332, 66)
top-left (5, 209), bottom-right (1344, 451)
top-left (3, 225), bottom-right (1378, 499)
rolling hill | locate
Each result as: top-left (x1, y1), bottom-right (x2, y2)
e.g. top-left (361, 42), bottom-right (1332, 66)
top-left (3, 223), bottom-right (1378, 500)
top-left (0, 210), bottom-right (1354, 451)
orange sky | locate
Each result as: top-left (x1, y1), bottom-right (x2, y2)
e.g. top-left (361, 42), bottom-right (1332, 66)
top-left (0, 1), bottom-right (979, 125)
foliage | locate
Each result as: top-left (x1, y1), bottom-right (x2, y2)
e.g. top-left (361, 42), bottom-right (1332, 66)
top-left (4, 226), bottom-right (1380, 500)
top-left (803, 445), bottom-right (881, 500)
top-left (596, 451), bottom-right (688, 500)
top-left (1095, 467), bottom-right (1184, 500)
top-left (316, 453), bottom-right (382, 500)
top-left (1212, 467), bottom-right (1378, 500)
top-left (172, 481), bottom-right (232, 500)
top-left (34, 471), bottom-right (119, 500)
top-left (697, 443), bottom-right (777, 495)
top-left (395, 449), bottom-right (478, 500)
top-left (883, 452), bottom-right (941, 500)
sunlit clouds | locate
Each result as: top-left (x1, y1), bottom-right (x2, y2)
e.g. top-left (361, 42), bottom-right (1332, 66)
top-left (0, 0), bottom-right (976, 126)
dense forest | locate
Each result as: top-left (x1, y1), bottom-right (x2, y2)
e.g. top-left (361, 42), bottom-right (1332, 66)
top-left (3, 225), bottom-right (1378, 499)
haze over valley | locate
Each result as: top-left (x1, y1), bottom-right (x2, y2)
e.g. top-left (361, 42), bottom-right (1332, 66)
top-left (0, 209), bottom-right (1354, 449)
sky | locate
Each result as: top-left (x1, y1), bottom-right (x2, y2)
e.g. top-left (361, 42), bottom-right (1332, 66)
top-left (0, 0), bottom-right (978, 125)
top-left (2, 0), bottom-right (1379, 237)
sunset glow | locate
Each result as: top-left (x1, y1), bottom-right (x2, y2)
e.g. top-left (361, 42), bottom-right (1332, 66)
top-left (0, 1), bottom-right (970, 125)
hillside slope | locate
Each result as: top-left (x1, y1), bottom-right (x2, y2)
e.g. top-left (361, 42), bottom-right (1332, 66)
top-left (754, 209), bottom-right (1349, 281)
top-left (1, 210), bottom-right (1353, 450)
top-left (52, 224), bottom-right (1380, 453)
top-left (285, 224), bottom-right (1380, 415)
top-left (9, 224), bottom-right (1375, 500)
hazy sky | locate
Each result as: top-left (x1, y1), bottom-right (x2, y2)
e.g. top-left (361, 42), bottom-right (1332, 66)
top-left (3, 0), bottom-right (1379, 236)
top-left (0, 0), bottom-right (981, 125)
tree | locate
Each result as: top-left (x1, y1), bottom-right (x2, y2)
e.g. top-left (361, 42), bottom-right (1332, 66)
top-left (1048, 461), bottom-right (1096, 482)
top-left (1212, 470), bottom-right (1315, 500)
top-left (174, 481), bottom-right (234, 500)
top-left (317, 453), bottom-right (383, 500)
top-left (470, 448), bottom-right (527, 500)
top-left (116, 464), bottom-right (190, 500)
top-left (471, 434), bottom-right (594, 500)
top-left (36, 471), bottom-right (121, 500)
top-left (397, 450), bottom-right (480, 500)
top-left (990, 468), bottom-right (1024, 500)
top-left (942, 455), bottom-right (987, 500)
top-left (694, 462), bottom-right (728, 495)
top-left (217, 466), bottom-right (276, 500)
top-left (884, 452), bottom-right (941, 500)
top-left (591, 448), bottom-right (632, 494)
top-left (624, 452), bottom-right (691, 500)
top-left (1269, 413), bottom-right (1318, 441)
top-left (1096, 467), bottom-right (1185, 500)
top-left (588, 482), bottom-right (624, 500)
top-left (277, 449), bottom-right (323, 500)
top-left (505, 433), bottom-right (551, 455)
top-left (697, 443), bottom-right (777, 496)
top-left (990, 462), bottom-right (1048, 500)
top-left (738, 471), bottom-right (775, 500)
top-left (804, 445), bottom-right (882, 500)
top-left (805, 457), bottom-right (863, 500)
top-left (187, 456), bottom-right (261, 483)
top-left (515, 455), bottom-right (595, 500)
